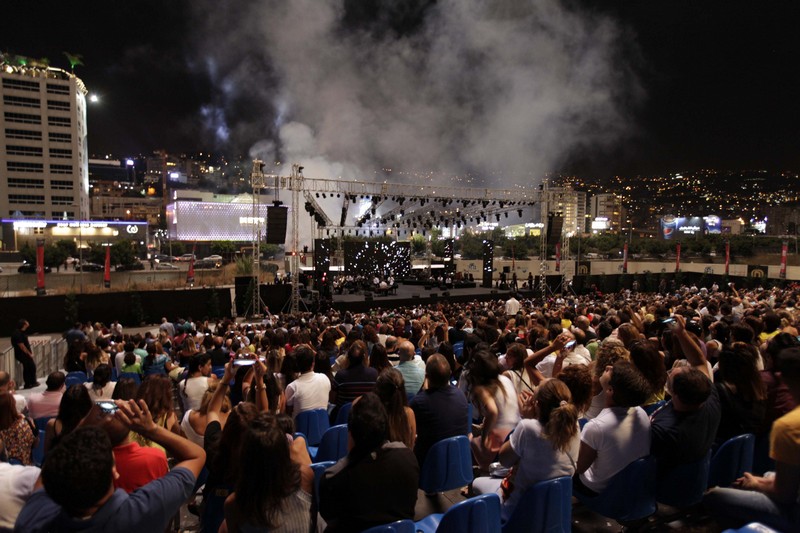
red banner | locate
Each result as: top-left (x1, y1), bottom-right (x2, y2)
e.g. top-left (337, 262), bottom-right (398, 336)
top-left (622, 243), bottom-right (629, 273)
top-left (35, 239), bottom-right (46, 295)
top-left (725, 241), bottom-right (730, 275)
top-left (104, 246), bottom-right (111, 288)
top-left (675, 243), bottom-right (681, 272)
top-left (187, 243), bottom-right (196, 284)
top-left (780, 241), bottom-right (788, 279)
top-left (555, 242), bottom-right (561, 272)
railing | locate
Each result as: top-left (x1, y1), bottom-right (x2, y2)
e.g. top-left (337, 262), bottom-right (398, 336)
top-left (1, 337), bottom-right (66, 385)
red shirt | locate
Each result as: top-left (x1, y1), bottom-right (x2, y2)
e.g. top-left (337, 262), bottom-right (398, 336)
top-left (113, 441), bottom-right (169, 493)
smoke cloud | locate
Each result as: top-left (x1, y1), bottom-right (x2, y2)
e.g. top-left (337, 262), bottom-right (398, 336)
top-left (191, 0), bottom-right (640, 186)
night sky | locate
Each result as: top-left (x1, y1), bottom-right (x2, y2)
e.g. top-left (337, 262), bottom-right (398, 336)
top-left (2, 1), bottom-right (799, 177)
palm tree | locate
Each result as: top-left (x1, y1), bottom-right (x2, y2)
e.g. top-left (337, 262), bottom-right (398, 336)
top-left (63, 52), bottom-right (83, 72)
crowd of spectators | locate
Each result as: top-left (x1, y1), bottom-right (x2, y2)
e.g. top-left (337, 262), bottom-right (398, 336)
top-left (1, 281), bottom-right (800, 531)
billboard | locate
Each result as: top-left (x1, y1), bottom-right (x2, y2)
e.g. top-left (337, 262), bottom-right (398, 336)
top-left (167, 201), bottom-right (273, 241)
top-left (660, 215), bottom-right (716, 239)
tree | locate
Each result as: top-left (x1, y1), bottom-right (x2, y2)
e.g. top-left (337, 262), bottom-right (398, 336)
top-left (410, 235), bottom-right (427, 256)
top-left (110, 240), bottom-right (137, 267)
top-left (430, 238), bottom-right (447, 258)
top-left (44, 244), bottom-right (68, 271)
top-left (211, 240), bottom-right (237, 256)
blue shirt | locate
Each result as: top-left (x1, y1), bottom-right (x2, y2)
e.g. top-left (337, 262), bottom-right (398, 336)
top-left (14, 467), bottom-right (195, 532)
top-left (396, 361), bottom-right (425, 397)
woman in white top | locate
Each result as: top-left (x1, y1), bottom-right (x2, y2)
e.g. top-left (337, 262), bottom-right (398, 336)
top-left (181, 353), bottom-right (218, 412)
top-left (472, 378), bottom-right (581, 520)
top-left (84, 363), bottom-right (116, 401)
top-left (468, 349), bottom-right (521, 472)
top-left (181, 384), bottom-right (231, 447)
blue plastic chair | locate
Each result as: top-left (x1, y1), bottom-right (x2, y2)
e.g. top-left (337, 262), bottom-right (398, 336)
top-left (419, 435), bottom-right (473, 494)
top-left (334, 401), bottom-right (353, 426)
top-left (656, 450), bottom-right (711, 508)
top-left (467, 403), bottom-right (473, 436)
top-left (643, 399), bottom-right (668, 416)
top-left (32, 429), bottom-right (46, 467)
top-left (502, 476), bottom-right (572, 533)
top-left (310, 460), bottom-right (336, 514)
top-left (201, 485), bottom-right (231, 533)
top-left (708, 433), bottom-right (755, 488)
top-left (362, 519), bottom-right (416, 533)
top-left (119, 372), bottom-right (142, 385)
top-left (574, 455), bottom-right (657, 523)
top-left (65, 371), bottom-right (88, 388)
top-left (34, 416), bottom-right (52, 432)
top-left (416, 493), bottom-right (501, 533)
top-left (313, 424), bottom-right (349, 463)
top-left (751, 432), bottom-right (775, 476)
top-left (722, 522), bottom-right (781, 533)
top-left (295, 408), bottom-right (330, 447)
top-left (453, 341), bottom-right (465, 358)
top-left (211, 366), bottom-right (226, 379)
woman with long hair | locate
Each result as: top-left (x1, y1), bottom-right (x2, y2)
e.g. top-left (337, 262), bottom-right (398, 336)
top-left (0, 393), bottom-right (37, 465)
top-left (141, 341), bottom-right (177, 377)
top-left (375, 369), bottom-right (416, 449)
top-left (468, 349), bottom-right (521, 472)
top-left (63, 340), bottom-right (87, 373)
top-left (332, 340), bottom-right (379, 407)
top-left (85, 363), bottom-right (115, 400)
top-left (130, 374), bottom-right (181, 451)
top-left (472, 378), bottom-right (580, 520)
top-left (368, 343), bottom-right (391, 374)
top-left (111, 377), bottom-right (139, 401)
top-left (715, 342), bottom-right (767, 446)
top-left (222, 414), bottom-right (314, 532)
top-left (629, 341), bottom-right (668, 405)
top-left (44, 384), bottom-right (93, 453)
top-left (181, 353), bottom-right (217, 412)
top-left (181, 383), bottom-right (232, 447)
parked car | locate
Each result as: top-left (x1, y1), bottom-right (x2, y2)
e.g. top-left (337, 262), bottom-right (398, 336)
top-left (203, 254), bottom-right (224, 263)
top-left (175, 254), bottom-right (196, 262)
top-left (18, 263), bottom-right (52, 274)
top-left (193, 259), bottom-right (220, 269)
top-left (116, 260), bottom-right (145, 271)
top-left (75, 262), bottom-right (104, 272)
top-left (155, 262), bottom-right (179, 270)
top-left (152, 254), bottom-right (176, 263)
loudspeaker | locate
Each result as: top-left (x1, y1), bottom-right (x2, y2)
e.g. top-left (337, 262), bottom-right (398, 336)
top-left (491, 289), bottom-right (498, 295)
top-left (503, 266), bottom-right (511, 274)
top-left (482, 240), bottom-right (494, 289)
top-left (442, 291), bottom-right (450, 297)
top-left (364, 291), bottom-right (373, 301)
top-left (266, 205), bottom-right (288, 244)
top-left (431, 293), bottom-right (438, 299)
top-left (412, 294), bottom-right (420, 299)
top-left (546, 213), bottom-right (564, 245)
top-left (314, 239), bottom-right (330, 273)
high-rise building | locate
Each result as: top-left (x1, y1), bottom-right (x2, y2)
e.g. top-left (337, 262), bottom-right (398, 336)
top-left (540, 186), bottom-right (587, 236)
top-left (0, 60), bottom-right (89, 221)
top-left (589, 193), bottom-right (626, 234)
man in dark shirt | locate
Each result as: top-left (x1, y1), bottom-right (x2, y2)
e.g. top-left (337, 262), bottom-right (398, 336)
top-left (448, 319), bottom-right (467, 345)
top-left (410, 354), bottom-right (469, 467)
top-left (650, 365), bottom-right (720, 470)
top-left (207, 336), bottom-right (230, 367)
top-left (11, 319), bottom-right (38, 389)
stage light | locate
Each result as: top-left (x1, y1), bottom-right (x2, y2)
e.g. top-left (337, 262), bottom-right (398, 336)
top-left (322, 193), bottom-right (326, 198)
top-left (505, 212), bottom-right (508, 218)
top-left (316, 193), bottom-right (320, 198)
top-left (518, 210), bottom-right (523, 216)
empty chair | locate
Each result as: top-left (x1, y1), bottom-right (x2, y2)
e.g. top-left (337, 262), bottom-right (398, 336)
top-left (656, 451), bottom-right (711, 508)
top-left (310, 460), bottom-right (336, 531)
top-left (362, 519), bottom-right (417, 533)
top-left (415, 493), bottom-right (501, 533)
top-left (419, 435), bottom-right (473, 494)
top-left (65, 371), bottom-right (88, 388)
top-left (313, 424), bottom-right (349, 463)
top-left (574, 455), bottom-right (657, 523)
top-left (118, 372), bottom-right (142, 385)
top-left (295, 408), bottom-right (330, 447)
top-left (334, 401), bottom-right (353, 426)
top-left (708, 433), bottom-right (755, 488)
top-left (501, 476), bottom-right (572, 533)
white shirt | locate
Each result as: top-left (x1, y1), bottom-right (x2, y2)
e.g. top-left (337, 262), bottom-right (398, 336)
top-left (182, 376), bottom-right (212, 412)
top-left (536, 351), bottom-right (589, 378)
top-left (505, 298), bottom-right (521, 316)
top-left (285, 371), bottom-right (331, 418)
top-left (85, 382), bottom-right (116, 401)
top-left (0, 462), bottom-right (40, 529)
top-left (579, 406), bottom-right (651, 492)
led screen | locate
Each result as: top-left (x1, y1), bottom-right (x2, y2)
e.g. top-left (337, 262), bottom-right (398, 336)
top-left (167, 201), bottom-right (274, 241)
top-left (344, 241), bottom-right (410, 278)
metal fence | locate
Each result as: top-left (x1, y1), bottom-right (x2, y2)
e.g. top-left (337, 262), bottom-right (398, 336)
top-left (1, 337), bottom-right (66, 385)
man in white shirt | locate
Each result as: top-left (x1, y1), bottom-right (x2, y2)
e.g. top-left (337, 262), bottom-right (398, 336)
top-left (575, 361), bottom-right (652, 494)
top-left (285, 345), bottom-right (331, 418)
top-left (505, 294), bottom-right (521, 317)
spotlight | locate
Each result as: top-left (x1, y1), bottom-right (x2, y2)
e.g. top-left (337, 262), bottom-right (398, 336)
top-left (315, 193), bottom-right (320, 198)
top-left (495, 214), bottom-right (501, 222)
top-left (504, 212), bottom-right (508, 218)
top-left (322, 193), bottom-right (326, 198)
top-left (517, 210), bottom-right (523, 217)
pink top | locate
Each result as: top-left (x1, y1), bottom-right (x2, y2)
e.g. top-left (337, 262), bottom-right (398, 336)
top-left (25, 390), bottom-right (63, 420)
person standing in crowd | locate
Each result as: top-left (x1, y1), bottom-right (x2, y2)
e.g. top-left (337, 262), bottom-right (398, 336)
top-left (12, 320), bottom-right (38, 389)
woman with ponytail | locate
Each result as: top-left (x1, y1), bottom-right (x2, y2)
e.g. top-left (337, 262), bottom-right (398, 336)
top-left (472, 378), bottom-right (580, 521)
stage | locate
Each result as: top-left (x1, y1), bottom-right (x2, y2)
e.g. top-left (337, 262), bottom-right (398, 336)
top-left (328, 282), bottom-right (518, 313)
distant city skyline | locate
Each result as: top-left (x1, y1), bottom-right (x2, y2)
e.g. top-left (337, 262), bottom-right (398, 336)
top-left (3, 1), bottom-right (800, 179)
